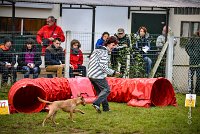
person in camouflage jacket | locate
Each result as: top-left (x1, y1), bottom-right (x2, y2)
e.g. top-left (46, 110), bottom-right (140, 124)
top-left (111, 28), bottom-right (130, 77)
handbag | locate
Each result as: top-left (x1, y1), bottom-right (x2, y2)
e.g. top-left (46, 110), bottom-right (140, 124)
top-left (42, 26), bottom-right (57, 47)
top-left (42, 38), bottom-right (50, 47)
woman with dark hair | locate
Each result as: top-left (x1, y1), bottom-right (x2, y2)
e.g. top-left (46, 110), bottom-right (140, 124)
top-left (69, 39), bottom-right (86, 78)
top-left (88, 36), bottom-right (120, 113)
top-left (17, 38), bottom-right (42, 78)
top-left (134, 26), bottom-right (152, 77)
top-left (95, 32), bottom-right (110, 49)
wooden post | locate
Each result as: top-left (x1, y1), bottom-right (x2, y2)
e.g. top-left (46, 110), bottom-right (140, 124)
top-left (149, 41), bottom-right (169, 78)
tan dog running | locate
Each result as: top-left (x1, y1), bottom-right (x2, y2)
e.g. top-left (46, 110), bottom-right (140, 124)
top-left (38, 96), bottom-right (86, 126)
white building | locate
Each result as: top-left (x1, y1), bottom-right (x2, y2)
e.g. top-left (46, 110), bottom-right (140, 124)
top-left (0, 1), bottom-right (199, 44)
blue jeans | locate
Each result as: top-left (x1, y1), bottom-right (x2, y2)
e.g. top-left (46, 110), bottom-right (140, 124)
top-left (143, 56), bottom-right (152, 77)
top-left (22, 66), bottom-right (39, 79)
top-left (89, 78), bottom-right (110, 111)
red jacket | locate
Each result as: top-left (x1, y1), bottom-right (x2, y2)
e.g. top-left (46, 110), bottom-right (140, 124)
top-left (70, 49), bottom-right (83, 69)
top-left (36, 24), bottom-right (65, 53)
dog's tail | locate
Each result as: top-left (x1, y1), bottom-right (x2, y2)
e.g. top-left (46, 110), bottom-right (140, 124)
top-left (37, 97), bottom-right (53, 104)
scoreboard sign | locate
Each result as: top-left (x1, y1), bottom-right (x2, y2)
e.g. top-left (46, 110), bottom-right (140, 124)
top-left (0, 100), bottom-right (10, 114)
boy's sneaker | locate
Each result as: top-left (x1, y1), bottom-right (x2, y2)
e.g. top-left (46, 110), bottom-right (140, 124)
top-left (92, 104), bottom-right (101, 113)
top-left (103, 109), bottom-right (111, 112)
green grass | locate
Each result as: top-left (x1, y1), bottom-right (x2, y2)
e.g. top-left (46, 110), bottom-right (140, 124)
top-left (0, 88), bottom-right (200, 134)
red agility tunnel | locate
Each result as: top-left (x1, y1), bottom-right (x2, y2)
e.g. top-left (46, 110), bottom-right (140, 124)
top-left (8, 78), bottom-right (71, 113)
top-left (67, 78), bottom-right (97, 103)
top-left (8, 77), bottom-right (177, 113)
top-left (107, 77), bottom-right (177, 107)
top-left (107, 77), bottom-right (177, 108)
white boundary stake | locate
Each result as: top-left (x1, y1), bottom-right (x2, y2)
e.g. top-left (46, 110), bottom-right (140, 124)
top-left (64, 31), bottom-right (72, 78)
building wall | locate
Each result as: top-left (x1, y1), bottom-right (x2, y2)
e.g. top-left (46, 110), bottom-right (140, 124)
top-left (62, 6), bottom-right (129, 52)
top-left (62, 6), bottom-right (128, 34)
top-left (169, 8), bottom-right (200, 37)
top-left (169, 8), bottom-right (200, 92)
top-left (0, 4), bottom-right (60, 19)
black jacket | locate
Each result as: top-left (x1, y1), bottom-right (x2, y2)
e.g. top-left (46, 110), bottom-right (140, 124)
top-left (134, 34), bottom-right (151, 57)
top-left (0, 46), bottom-right (16, 67)
top-left (114, 33), bottom-right (130, 47)
top-left (45, 45), bottom-right (65, 66)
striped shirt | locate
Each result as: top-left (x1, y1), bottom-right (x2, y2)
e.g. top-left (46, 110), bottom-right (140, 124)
top-left (88, 46), bottom-right (115, 79)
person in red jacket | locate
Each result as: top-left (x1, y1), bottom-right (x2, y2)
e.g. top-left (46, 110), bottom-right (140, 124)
top-left (69, 39), bottom-right (86, 78)
top-left (36, 16), bottom-right (65, 54)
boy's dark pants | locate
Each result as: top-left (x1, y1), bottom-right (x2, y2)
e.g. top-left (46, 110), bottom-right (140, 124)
top-left (89, 78), bottom-right (110, 111)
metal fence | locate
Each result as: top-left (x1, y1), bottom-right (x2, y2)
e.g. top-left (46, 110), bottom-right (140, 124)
top-left (172, 36), bottom-right (200, 94)
top-left (1, 31), bottom-right (199, 94)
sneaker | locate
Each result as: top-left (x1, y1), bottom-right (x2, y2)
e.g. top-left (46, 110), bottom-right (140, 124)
top-left (103, 109), bottom-right (111, 112)
top-left (92, 104), bottom-right (101, 113)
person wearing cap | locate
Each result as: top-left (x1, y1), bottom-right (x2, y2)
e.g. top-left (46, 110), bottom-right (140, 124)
top-left (115, 28), bottom-right (130, 47)
top-left (88, 36), bottom-right (120, 113)
top-left (17, 38), bottom-right (42, 79)
top-left (111, 28), bottom-right (130, 77)
top-left (0, 37), bottom-right (17, 84)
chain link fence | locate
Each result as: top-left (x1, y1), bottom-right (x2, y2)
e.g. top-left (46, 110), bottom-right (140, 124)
top-left (172, 36), bottom-right (200, 94)
top-left (1, 31), bottom-right (199, 94)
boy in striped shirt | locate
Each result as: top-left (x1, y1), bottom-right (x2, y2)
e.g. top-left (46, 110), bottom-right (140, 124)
top-left (88, 36), bottom-right (120, 113)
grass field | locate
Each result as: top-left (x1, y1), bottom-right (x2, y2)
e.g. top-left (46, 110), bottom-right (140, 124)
top-left (0, 88), bottom-right (200, 134)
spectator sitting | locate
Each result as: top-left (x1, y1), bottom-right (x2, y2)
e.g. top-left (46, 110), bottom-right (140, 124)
top-left (45, 38), bottom-right (65, 78)
top-left (17, 38), bottom-right (42, 79)
top-left (0, 37), bottom-right (17, 84)
top-left (156, 25), bottom-right (177, 52)
top-left (36, 16), bottom-right (65, 55)
top-left (95, 32), bottom-right (110, 49)
top-left (134, 26), bottom-right (152, 77)
top-left (69, 39), bottom-right (86, 78)
top-left (114, 28), bottom-right (130, 48)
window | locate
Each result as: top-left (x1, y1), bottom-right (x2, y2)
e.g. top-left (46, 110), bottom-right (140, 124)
top-left (0, 17), bottom-right (46, 35)
top-left (23, 18), bottom-right (46, 35)
top-left (0, 17), bottom-right (21, 33)
top-left (174, 8), bottom-right (200, 15)
top-left (180, 21), bottom-right (200, 37)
